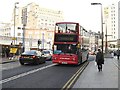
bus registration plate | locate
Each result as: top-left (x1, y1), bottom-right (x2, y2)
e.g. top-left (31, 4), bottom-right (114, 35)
top-left (62, 62), bottom-right (67, 64)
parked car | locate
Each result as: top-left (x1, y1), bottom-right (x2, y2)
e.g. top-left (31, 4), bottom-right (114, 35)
top-left (19, 50), bottom-right (46, 65)
top-left (41, 50), bottom-right (53, 60)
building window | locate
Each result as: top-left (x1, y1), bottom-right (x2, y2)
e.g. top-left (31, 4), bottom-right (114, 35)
top-left (45, 23), bottom-right (47, 25)
top-left (44, 28), bottom-right (47, 30)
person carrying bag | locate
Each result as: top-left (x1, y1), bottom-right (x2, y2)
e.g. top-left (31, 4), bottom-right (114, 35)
top-left (95, 49), bottom-right (104, 72)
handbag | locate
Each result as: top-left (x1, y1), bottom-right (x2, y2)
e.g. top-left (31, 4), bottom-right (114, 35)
top-left (94, 61), bottom-right (97, 66)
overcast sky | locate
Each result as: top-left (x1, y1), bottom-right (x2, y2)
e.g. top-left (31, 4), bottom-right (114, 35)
top-left (0, 0), bottom-right (119, 32)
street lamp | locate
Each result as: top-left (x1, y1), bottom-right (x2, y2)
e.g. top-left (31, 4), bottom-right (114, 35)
top-left (91, 3), bottom-right (104, 59)
top-left (42, 32), bottom-right (45, 49)
top-left (105, 23), bottom-right (108, 53)
top-left (105, 22), bottom-right (112, 53)
top-left (14, 2), bottom-right (19, 45)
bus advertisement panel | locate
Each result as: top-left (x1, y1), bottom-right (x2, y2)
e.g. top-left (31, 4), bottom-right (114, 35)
top-left (52, 22), bottom-right (89, 65)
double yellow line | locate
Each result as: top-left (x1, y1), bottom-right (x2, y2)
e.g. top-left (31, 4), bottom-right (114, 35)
top-left (61, 61), bottom-right (89, 90)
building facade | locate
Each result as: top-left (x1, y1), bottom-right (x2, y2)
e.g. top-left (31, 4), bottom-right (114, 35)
top-left (10, 2), bottom-right (64, 50)
top-left (118, 1), bottom-right (120, 40)
top-left (0, 22), bottom-right (11, 37)
top-left (104, 3), bottom-right (118, 49)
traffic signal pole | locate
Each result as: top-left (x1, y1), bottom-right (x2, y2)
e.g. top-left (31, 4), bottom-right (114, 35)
top-left (22, 24), bottom-right (26, 52)
top-left (38, 39), bottom-right (41, 50)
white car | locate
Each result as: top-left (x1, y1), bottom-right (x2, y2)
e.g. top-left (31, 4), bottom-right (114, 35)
top-left (41, 50), bottom-right (53, 60)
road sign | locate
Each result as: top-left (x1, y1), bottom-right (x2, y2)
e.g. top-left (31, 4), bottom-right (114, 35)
top-left (10, 47), bottom-right (18, 54)
top-left (12, 37), bottom-right (17, 40)
top-left (22, 8), bottom-right (27, 25)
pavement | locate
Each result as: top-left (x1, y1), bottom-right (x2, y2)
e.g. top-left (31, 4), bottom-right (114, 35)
top-left (73, 56), bottom-right (119, 89)
top-left (104, 53), bottom-right (114, 58)
top-left (0, 56), bottom-right (19, 64)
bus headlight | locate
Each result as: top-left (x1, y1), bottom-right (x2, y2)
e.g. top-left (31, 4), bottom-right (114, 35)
top-left (52, 57), bottom-right (56, 60)
top-left (73, 58), bottom-right (75, 61)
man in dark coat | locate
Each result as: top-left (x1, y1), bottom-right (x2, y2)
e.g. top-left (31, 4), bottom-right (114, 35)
top-left (96, 49), bottom-right (104, 72)
top-left (116, 49), bottom-right (120, 60)
top-left (5, 47), bottom-right (10, 58)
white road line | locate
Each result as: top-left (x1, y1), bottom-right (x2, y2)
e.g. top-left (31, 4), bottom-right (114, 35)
top-left (0, 63), bottom-right (57, 84)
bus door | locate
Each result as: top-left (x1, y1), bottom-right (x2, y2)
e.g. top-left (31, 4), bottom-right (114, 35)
top-left (81, 48), bottom-right (88, 62)
top-left (77, 44), bottom-right (82, 64)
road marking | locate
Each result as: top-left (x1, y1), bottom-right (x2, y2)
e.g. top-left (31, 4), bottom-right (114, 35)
top-left (67, 64), bottom-right (86, 89)
top-left (112, 61), bottom-right (120, 70)
top-left (0, 63), bottom-right (57, 84)
top-left (61, 62), bottom-right (89, 90)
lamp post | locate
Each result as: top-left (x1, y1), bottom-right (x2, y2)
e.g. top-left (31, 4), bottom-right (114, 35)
top-left (21, 7), bottom-right (27, 52)
top-left (38, 39), bottom-right (41, 50)
top-left (42, 32), bottom-right (45, 49)
top-left (105, 22), bottom-right (112, 53)
top-left (22, 24), bottom-right (26, 52)
top-left (105, 22), bottom-right (108, 53)
top-left (91, 3), bottom-right (104, 59)
top-left (14, 2), bottom-right (19, 45)
top-left (47, 41), bottom-right (51, 49)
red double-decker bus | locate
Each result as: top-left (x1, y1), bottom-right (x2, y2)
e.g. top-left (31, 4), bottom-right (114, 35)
top-left (52, 22), bottom-right (89, 65)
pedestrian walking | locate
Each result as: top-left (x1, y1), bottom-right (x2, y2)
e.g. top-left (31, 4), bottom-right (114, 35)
top-left (116, 49), bottom-right (120, 60)
top-left (5, 47), bottom-right (10, 58)
top-left (95, 49), bottom-right (104, 72)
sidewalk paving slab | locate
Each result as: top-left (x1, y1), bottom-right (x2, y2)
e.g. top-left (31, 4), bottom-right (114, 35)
top-left (104, 53), bottom-right (114, 58)
top-left (73, 58), bottom-right (118, 89)
top-left (0, 57), bottom-right (19, 64)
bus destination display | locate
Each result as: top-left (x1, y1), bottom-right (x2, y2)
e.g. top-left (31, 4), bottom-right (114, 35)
top-left (55, 34), bottom-right (77, 42)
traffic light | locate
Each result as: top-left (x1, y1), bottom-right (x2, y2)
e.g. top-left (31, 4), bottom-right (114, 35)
top-left (18, 27), bottom-right (21, 29)
top-left (38, 39), bottom-right (41, 45)
top-left (99, 33), bottom-right (103, 39)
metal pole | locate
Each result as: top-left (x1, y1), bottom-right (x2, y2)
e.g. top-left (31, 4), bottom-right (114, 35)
top-left (38, 44), bottom-right (39, 51)
top-left (42, 33), bottom-right (44, 49)
top-left (100, 4), bottom-right (104, 59)
top-left (22, 7), bottom-right (27, 52)
top-left (105, 23), bottom-right (108, 53)
top-left (91, 3), bottom-right (104, 59)
top-left (22, 24), bottom-right (26, 52)
top-left (14, 4), bottom-right (16, 45)
top-left (49, 43), bottom-right (51, 50)
top-left (14, 2), bottom-right (19, 45)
